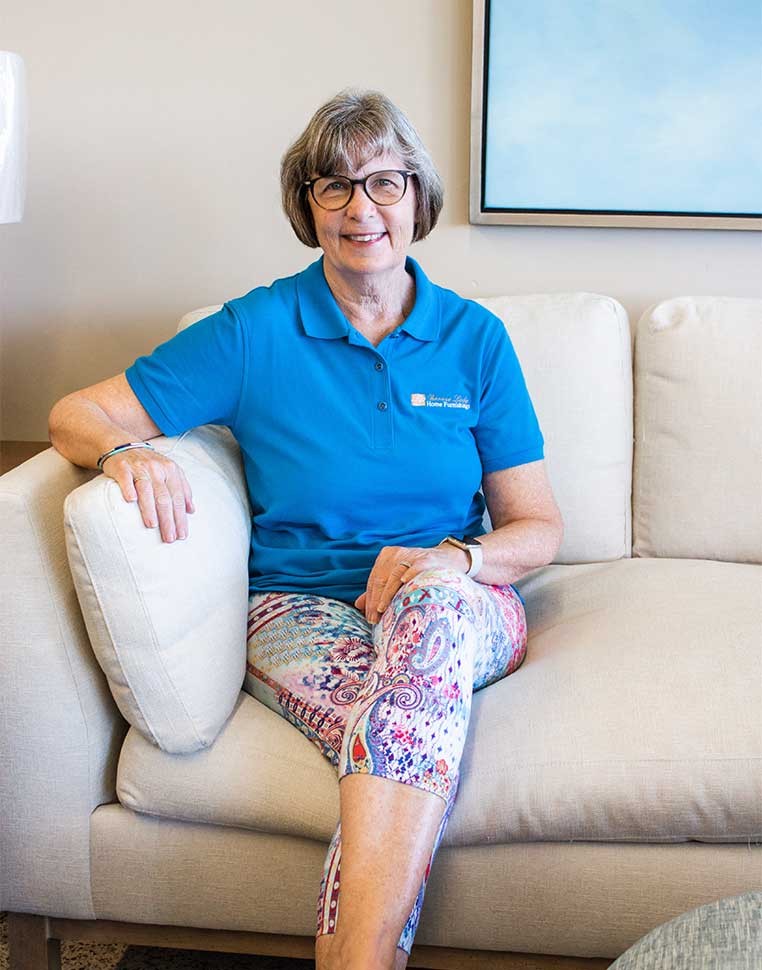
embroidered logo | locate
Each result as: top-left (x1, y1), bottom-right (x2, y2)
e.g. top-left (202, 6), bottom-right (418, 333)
top-left (410, 393), bottom-right (471, 410)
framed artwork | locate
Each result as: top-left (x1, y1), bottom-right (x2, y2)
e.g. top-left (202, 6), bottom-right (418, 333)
top-left (470, 0), bottom-right (762, 230)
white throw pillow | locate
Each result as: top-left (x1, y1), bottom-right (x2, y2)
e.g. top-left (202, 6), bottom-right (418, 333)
top-left (64, 425), bottom-right (251, 753)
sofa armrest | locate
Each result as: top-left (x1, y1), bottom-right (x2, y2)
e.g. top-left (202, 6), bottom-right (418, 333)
top-left (0, 447), bottom-right (130, 917)
top-left (0, 427), bottom-right (251, 916)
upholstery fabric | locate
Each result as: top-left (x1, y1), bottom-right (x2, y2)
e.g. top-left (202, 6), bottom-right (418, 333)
top-left (90, 803), bottom-right (761, 959)
top-left (117, 691), bottom-right (340, 842)
top-left (63, 425), bottom-right (251, 753)
top-left (633, 296), bottom-right (762, 564)
top-left (116, 558), bottom-right (762, 846)
top-left (0, 448), bottom-right (125, 917)
top-left (608, 891), bottom-right (762, 969)
top-left (478, 292), bottom-right (633, 564)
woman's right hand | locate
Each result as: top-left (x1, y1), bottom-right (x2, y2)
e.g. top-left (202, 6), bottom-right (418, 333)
top-left (101, 448), bottom-right (195, 543)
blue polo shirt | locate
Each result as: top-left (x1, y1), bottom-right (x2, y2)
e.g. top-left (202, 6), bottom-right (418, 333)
top-left (125, 256), bottom-right (544, 603)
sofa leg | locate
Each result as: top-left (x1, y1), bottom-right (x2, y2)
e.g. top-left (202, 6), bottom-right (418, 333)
top-left (7, 914), bottom-right (61, 970)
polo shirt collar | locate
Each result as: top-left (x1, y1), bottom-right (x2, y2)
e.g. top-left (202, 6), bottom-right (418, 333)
top-left (296, 255), bottom-right (439, 343)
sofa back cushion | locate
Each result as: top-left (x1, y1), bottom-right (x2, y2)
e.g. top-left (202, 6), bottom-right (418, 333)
top-left (633, 296), bottom-right (762, 563)
top-left (478, 293), bottom-right (632, 562)
top-left (64, 425), bottom-right (251, 753)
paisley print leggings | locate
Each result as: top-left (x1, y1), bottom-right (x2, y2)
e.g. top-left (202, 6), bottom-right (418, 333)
top-left (243, 567), bottom-right (528, 956)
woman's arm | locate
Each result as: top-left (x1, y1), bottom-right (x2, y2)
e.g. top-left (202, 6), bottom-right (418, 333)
top-left (477, 459), bottom-right (563, 586)
top-left (48, 373), bottom-right (194, 542)
top-left (49, 373), bottom-right (161, 468)
top-left (356, 460), bottom-right (562, 621)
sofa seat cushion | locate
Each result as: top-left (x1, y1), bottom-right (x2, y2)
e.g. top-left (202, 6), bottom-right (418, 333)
top-left (90, 803), bottom-right (762, 955)
top-left (118, 689), bottom-right (341, 842)
top-left (117, 559), bottom-right (761, 847)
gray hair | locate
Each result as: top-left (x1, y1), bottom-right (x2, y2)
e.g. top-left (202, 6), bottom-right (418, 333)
top-left (281, 89), bottom-right (444, 248)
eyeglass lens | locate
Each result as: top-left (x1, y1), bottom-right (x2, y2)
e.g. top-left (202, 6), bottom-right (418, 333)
top-left (312, 171), bottom-right (407, 209)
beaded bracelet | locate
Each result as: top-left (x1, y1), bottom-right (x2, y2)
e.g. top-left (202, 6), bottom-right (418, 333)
top-left (96, 441), bottom-right (155, 470)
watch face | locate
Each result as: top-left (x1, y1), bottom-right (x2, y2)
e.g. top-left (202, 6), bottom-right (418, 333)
top-left (462, 535), bottom-right (481, 546)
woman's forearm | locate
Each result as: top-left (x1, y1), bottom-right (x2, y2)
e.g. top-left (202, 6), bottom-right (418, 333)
top-left (49, 373), bottom-right (162, 469)
top-left (475, 516), bottom-right (563, 586)
top-left (48, 394), bottom-right (137, 469)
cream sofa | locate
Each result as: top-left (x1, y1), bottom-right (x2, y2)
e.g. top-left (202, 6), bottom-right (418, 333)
top-left (2, 292), bottom-right (760, 970)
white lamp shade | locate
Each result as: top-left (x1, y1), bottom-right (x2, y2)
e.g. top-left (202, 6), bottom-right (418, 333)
top-left (0, 52), bottom-right (27, 224)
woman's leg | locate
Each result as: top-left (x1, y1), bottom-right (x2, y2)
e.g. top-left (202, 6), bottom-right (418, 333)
top-left (245, 591), bottom-right (376, 763)
top-left (322, 567), bottom-right (527, 966)
top-left (245, 574), bottom-right (527, 967)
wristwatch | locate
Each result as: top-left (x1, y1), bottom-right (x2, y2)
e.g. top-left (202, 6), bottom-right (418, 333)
top-left (438, 535), bottom-right (483, 578)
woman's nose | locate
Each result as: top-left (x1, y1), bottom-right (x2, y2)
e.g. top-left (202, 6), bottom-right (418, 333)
top-left (345, 184), bottom-right (377, 220)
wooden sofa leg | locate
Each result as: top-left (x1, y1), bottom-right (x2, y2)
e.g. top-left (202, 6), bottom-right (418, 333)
top-left (7, 914), bottom-right (61, 970)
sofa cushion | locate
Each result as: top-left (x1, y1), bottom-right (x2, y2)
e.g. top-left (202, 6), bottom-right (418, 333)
top-left (478, 293), bottom-right (632, 563)
top-left (117, 691), bottom-right (340, 841)
top-left (90, 803), bottom-right (761, 954)
top-left (633, 296), bottom-right (762, 564)
top-left (117, 558), bottom-right (761, 846)
top-left (64, 425), bottom-right (251, 753)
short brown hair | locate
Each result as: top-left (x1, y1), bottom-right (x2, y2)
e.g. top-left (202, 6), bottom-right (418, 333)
top-left (281, 89), bottom-right (444, 247)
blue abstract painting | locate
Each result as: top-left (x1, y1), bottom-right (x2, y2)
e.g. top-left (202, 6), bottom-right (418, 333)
top-left (483, 0), bottom-right (762, 215)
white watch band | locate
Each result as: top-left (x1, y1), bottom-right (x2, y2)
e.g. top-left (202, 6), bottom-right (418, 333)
top-left (464, 542), bottom-right (483, 578)
top-left (439, 537), bottom-right (483, 578)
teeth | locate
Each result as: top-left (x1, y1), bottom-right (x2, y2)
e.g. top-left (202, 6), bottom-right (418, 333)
top-left (348, 233), bottom-right (384, 242)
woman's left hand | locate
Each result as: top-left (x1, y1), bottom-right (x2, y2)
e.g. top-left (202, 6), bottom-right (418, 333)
top-left (354, 543), bottom-right (469, 623)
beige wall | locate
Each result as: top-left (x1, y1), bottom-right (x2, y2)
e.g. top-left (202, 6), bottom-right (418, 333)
top-left (1, 0), bottom-right (759, 440)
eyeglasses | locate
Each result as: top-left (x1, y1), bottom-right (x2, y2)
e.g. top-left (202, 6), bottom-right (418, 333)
top-left (303, 169), bottom-right (415, 210)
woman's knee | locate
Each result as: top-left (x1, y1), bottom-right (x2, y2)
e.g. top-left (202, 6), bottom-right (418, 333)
top-left (392, 566), bottom-right (477, 612)
top-left (376, 567), bottom-right (481, 666)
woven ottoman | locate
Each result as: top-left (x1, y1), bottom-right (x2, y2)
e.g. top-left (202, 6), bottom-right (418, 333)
top-left (609, 891), bottom-right (762, 969)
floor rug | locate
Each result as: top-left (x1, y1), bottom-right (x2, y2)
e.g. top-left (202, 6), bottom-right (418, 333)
top-left (0, 912), bottom-right (315, 969)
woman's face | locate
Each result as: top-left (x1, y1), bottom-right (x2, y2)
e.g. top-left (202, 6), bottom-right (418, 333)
top-left (307, 152), bottom-right (417, 282)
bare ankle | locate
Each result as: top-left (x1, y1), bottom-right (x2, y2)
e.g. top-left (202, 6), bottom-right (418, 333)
top-left (315, 932), bottom-right (340, 970)
top-left (331, 932), bottom-right (397, 970)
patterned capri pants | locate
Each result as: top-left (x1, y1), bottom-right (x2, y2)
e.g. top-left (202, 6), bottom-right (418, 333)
top-left (243, 566), bottom-right (528, 956)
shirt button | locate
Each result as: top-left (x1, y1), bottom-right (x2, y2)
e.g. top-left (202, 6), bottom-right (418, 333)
top-left (377, 401), bottom-right (388, 411)
top-left (374, 361), bottom-right (384, 371)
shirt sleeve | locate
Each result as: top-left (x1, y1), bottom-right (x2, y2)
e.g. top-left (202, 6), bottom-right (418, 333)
top-left (124, 303), bottom-right (246, 437)
top-left (473, 316), bottom-right (545, 473)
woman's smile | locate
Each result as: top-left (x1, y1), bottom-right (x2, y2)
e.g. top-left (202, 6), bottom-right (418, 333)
top-left (342, 230), bottom-right (388, 246)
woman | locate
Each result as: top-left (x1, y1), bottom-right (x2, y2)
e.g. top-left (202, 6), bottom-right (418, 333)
top-left (49, 90), bottom-right (563, 970)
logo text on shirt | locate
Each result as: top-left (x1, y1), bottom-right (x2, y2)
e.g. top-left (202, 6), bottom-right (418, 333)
top-left (411, 393), bottom-right (471, 410)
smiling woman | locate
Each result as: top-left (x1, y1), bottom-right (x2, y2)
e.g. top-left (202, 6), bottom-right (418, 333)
top-left (279, 91), bottom-right (445, 350)
top-left (280, 90), bottom-right (443, 248)
top-left (47, 88), bottom-right (562, 970)
top-left (306, 151), bottom-right (419, 318)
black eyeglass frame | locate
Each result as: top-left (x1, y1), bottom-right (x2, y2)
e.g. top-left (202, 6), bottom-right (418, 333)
top-left (303, 169), bottom-right (416, 210)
